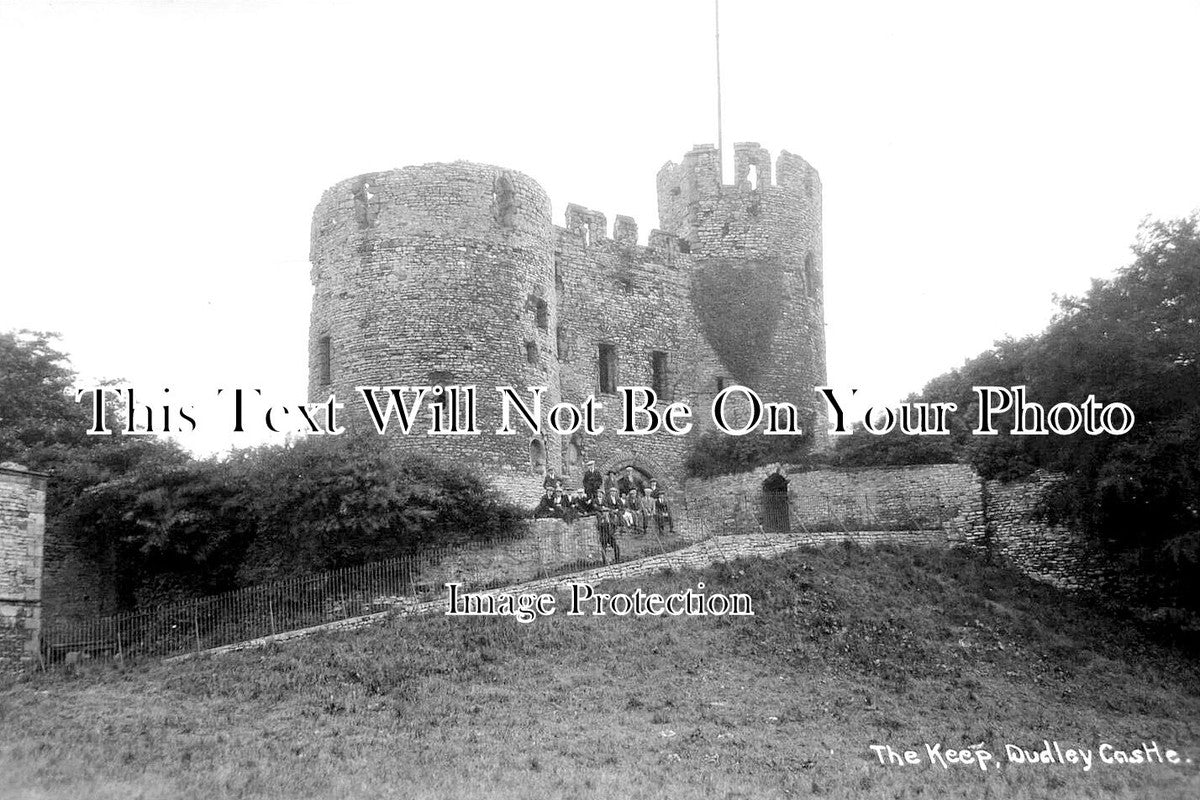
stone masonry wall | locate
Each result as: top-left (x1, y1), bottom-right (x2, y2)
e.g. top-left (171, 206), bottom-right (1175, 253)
top-left (684, 463), bottom-right (982, 539)
top-left (0, 464), bottom-right (47, 672)
top-left (983, 471), bottom-right (1110, 592)
top-left (551, 202), bottom-right (721, 500)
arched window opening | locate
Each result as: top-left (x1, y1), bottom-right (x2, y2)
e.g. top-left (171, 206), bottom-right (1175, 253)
top-left (565, 433), bottom-right (582, 473)
top-left (353, 181), bottom-right (379, 228)
top-left (493, 173), bottom-right (516, 227)
top-left (529, 438), bottom-right (546, 473)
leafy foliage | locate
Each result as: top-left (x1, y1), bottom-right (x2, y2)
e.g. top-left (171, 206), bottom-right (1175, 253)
top-left (65, 435), bottom-right (526, 601)
top-left (0, 330), bottom-right (92, 459)
top-left (823, 423), bottom-right (961, 468)
top-left (684, 429), bottom-right (814, 479)
top-left (0, 330), bottom-right (191, 572)
top-left (229, 437), bottom-right (524, 585)
top-left (1, 330), bottom-right (524, 607)
top-left (827, 215), bottom-right (1200, 606)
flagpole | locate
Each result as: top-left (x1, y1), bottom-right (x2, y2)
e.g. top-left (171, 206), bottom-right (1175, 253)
top-left (715, 0), bottom-right (724, 176)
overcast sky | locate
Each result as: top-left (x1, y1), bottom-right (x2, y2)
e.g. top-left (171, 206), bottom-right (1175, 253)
top-left (2, 0), bottom-right (1198, 453)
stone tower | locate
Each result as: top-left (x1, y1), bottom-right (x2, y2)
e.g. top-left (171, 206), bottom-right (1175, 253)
top-left (656, 142), bottom-right (827, 422)
top-left (308, 162), bottom-right (564, 477)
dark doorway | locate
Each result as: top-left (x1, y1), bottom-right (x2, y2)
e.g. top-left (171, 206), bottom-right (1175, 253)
top-left (761, 473), bottom-right (790, 532)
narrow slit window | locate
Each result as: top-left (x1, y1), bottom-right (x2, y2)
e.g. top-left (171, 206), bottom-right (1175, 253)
top-left (318, 335), bottom-right (332, 384)
top-left (556, 324), bottom-right (568, 359)
top-left (598, 343), bottom-right (617, 394)
top-left (650, 351), bottom-right (668, 399)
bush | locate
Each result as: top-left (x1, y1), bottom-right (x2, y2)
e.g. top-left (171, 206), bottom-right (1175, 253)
top-left (234, 436), bottom-right (525, 584)
top-left (684, 430), bottom-right (815, 479)
top-left (827, 424), bottom-right (962, 468)
top-left (71, 435), bottom-right (526, 600)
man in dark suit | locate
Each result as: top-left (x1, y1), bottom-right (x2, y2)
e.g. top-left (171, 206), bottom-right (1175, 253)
top-left (648, 478), bottom-right (673, 534)
top-left (617, 466), bottom-right (645, 498)
top-left (582, 459), bottom-right (604, 501)
top-left (533, 488), bottom-right (562, 518)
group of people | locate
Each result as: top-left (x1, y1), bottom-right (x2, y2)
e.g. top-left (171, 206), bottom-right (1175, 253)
top-left (532, 462), bottom-right (674, 536)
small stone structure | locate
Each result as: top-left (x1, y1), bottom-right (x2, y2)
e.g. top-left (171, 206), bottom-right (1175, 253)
top-left (0, 463), bottom-right (47, 672)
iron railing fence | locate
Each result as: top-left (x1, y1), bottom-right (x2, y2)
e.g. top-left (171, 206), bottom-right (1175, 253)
top-left (41, 503), bottom-right (718, 667)
top-left (41, 548), bottom-right (449, 664)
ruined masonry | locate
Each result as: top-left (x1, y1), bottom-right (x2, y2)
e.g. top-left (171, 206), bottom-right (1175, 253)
top-left (0, 464), bottom-right (47, 671)
top-left (308, 143), bottom-right (827, 505)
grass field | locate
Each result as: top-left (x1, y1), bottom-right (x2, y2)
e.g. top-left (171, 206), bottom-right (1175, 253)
top-left (2, 543), bottom-right (1198, 799)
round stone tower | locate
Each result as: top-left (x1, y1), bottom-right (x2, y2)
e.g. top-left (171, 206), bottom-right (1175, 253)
top-left (656, 142), bottom-right (827, 444)
top-left (308, 161), bottom-right (562, 476)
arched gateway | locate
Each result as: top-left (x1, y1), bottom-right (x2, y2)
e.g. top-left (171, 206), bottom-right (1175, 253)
top-left (761, 473), bottom-right (790, 532)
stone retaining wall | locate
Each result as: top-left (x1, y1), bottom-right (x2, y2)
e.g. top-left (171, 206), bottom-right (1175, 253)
top-left (685, 462), bottom-right (1118, 594)
top-left (984, 471), bottom-right (1110, 592)
top-left (684, 463), bottom-right (981, 537)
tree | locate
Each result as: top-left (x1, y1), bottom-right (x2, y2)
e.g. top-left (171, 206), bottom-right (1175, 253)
top-left (829, 215), bottom-right (1200, 606)
top-left (0, 330), bottom-right (201, 604)
top-left (1022, 216), bottom-right (1200, 546)
top-left (0, 330), bottom-right (95, 460)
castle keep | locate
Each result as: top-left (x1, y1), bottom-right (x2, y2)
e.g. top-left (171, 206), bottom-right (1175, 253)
top-left (308, 142), bottom-right (827, 504)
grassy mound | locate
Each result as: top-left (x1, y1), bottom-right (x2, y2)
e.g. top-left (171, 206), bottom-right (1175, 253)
top-left (2, 544), bottom-right (1198, 799)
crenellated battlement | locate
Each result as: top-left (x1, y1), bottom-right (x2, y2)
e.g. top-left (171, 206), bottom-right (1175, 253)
top-left (563, 203), bottom-right (608, 244)
top-left (733, 142), bottom-right (772, 189)
top-left (556, 203), bottom-right (691, 266)
top-left (656, 143), bottom-right (821, 247)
